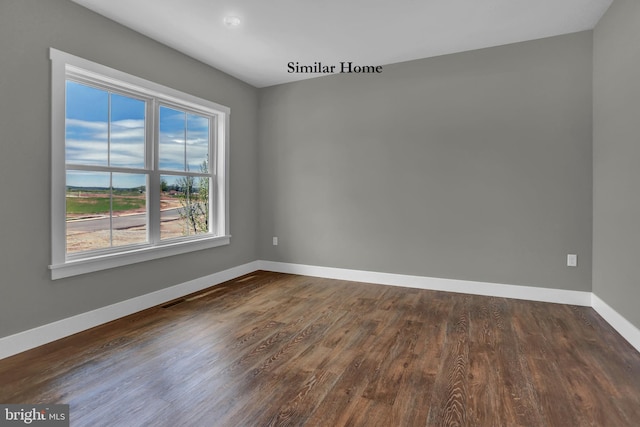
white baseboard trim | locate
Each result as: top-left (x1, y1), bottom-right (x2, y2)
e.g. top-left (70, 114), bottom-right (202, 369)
top-left (3, 260), bottom-right (639, 361)
top-left (0, 261), bottom-right (259, 360)
top-left (592, 294), bottom-right (640, 353)
top-left (258, 261), bottom-right (592, 307)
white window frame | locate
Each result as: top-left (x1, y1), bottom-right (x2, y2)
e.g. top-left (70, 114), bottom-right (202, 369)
top-left (49, 48), bottom-right (230, 280)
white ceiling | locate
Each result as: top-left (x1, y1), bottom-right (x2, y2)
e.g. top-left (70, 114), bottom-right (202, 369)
top-left (71, 0), bottom-right (613, 88)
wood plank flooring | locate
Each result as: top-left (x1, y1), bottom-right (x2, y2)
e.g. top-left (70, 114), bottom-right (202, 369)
top-left (1, 271), bottom-right (640, 426)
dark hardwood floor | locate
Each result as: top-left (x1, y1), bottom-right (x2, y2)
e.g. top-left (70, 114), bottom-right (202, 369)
top-left (1, 271), bottom-right (640, 426)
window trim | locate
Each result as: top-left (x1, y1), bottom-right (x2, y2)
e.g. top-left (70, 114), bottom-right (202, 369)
top-left (49, 48), bottom-right (230, 280)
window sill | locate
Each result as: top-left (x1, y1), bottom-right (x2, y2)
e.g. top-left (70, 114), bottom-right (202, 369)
top-left (49, 235), bottom-right (231, 280)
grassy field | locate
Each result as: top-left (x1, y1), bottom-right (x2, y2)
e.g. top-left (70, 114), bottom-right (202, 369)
top-left (66, 192), bottom-right (146, 215)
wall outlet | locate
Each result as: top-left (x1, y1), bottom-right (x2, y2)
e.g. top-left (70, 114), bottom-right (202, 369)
top-left (567, 254), bottom-right (577, 267)
top-left (272, 237), bottom-right (278, 246)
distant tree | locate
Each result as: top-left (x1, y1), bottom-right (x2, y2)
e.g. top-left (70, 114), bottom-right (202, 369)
top-left (177, 159), bottom-right (209, 235)
top-left (160, 179), bottom-right (168, 192)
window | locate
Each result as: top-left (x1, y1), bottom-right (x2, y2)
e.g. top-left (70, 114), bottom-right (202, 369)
top-left (50, 49), bottom-right (230, 279)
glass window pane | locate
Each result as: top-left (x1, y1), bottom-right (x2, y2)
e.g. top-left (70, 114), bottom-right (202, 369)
top-left (110, 93), bottom-right (145, 168)
top-left (111, 173), bottom-right (147, 247)
top-left (160, 175), bottom-right (210, 240)
top-left (159, 106), bottom-right (186, 171)
top-left (66, 171), bottom-right (111, 253)
top-left (186, 113), bottom-right (209, 172)
top-left (65, 81), bottom-right (108, 166)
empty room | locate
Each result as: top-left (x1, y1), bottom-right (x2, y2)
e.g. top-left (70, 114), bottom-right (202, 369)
top-left (1, 0), bottom-right (639, 425)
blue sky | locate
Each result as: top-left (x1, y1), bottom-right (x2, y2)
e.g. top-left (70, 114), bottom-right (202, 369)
top-left (65, 81), bottom-right (209, 189)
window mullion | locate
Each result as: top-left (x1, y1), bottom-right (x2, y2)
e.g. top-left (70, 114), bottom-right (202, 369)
top-left (184, 113), bottom-right (187, 172)
top-left (109, 173), bottom-right (114, 247)
top-left (210, 116), bottom-right (217, 235)
top-left (65, 164), bottom-right (150, 175)
top-left (148, 99), bottom-right (160, 245)
top-left (107, 94), bottom-right (113, 248)
top-left (108, 93), bottom-right (112, 167)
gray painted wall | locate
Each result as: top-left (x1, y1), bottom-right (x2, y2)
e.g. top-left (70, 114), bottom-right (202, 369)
top-left (0, 0), bottom-right (259, 338)
top-left (258, 32), bottom-right (593, 291)
top-left (593, 0), bottom-right (640, 328)
top-left (0, 0), bottom-right (603, 342)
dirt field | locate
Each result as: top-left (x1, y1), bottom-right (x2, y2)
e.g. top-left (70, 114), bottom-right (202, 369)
top-left (66, 198), bottom-right (198, 253)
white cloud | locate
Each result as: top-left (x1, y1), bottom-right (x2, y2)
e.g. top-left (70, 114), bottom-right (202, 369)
top-left (66, 119), bottom-right (108, 131)
top-left (66, 118), bottom-right (208, 170)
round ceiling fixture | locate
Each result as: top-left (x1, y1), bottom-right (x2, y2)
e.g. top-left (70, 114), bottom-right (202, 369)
top-left (223, 16), bottom-right (241, 27)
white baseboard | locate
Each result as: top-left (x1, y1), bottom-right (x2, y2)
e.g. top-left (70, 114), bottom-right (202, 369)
top-left (592, 294), bottom-right (640, 353)
top-left (259, 261), bottom-right (640, 352)
top-left (0, 261), bottom-right (259, 360)
top-left (258, 261), bottom-right (592, 307)
top-left (3, 260), bottom-right (639, 361)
